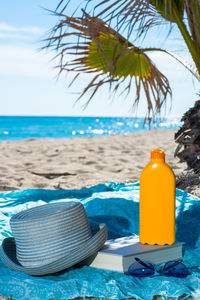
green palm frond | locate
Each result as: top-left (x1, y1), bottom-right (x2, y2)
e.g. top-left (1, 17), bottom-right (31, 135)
top-left (93, 0), bottom-right (200, 73)
top-left (45, 10), bottom-right (172, 121)
top-left (54, 1), bottom-right (200, 73)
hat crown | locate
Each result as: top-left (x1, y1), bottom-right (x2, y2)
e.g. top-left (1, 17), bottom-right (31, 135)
top-left (10, 201), bottom-right (92, 267)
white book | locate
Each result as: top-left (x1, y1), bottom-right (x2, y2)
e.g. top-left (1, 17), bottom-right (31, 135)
top-left (81, 235), bottom-right (183, 273)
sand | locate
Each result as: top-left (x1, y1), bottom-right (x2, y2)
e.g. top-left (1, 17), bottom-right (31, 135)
top-left (0, 128), bottom-right (196, 195)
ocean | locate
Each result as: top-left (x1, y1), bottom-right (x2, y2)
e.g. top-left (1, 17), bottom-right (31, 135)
top-left (0, 116), bottom-right (181, 141)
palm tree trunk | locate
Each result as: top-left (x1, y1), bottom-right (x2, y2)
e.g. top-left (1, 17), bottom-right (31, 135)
top-left (174, 100), bottom-right (200, 174)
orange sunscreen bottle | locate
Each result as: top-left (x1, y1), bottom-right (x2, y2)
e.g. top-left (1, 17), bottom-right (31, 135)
top-left (139, 149), bottom-right (176, 245)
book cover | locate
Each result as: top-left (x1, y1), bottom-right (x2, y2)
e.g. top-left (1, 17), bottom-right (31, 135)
top-left (81, 235), bottom-right (183, 273)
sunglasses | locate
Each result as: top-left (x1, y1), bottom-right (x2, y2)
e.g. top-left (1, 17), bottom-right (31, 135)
top-left (128, 257), bottom-right (190, 278)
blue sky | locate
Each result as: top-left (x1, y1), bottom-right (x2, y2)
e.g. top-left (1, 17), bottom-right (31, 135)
top-left (0, 0), bottom-right (199, 117)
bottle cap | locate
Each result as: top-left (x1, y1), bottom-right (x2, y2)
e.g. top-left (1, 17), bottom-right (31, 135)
top-left (151, 149), bottom-right (165, 159)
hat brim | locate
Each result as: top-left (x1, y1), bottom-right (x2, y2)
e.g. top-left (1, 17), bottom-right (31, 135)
top-left (0, 224), bottom-right (107, 276)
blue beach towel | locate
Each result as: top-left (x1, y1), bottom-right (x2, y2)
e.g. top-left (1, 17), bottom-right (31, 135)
top-left (0, 182), bottom-right (200, 300)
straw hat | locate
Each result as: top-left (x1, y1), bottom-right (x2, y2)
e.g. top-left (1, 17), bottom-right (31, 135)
top-left (0, 201), bottom-right (107, 276)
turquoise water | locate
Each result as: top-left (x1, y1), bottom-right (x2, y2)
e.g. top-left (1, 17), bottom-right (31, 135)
top-left (0, 116), bottom-right (181, 140)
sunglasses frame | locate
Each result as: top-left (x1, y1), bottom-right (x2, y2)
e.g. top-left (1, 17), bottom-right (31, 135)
top-left (128, 257), bottom-right (190, 278)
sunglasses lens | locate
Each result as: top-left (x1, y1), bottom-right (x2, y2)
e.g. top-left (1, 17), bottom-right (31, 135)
top-left (163, 261), bottom-right (190, 278)
top-left (128, 260), bottom-right (155, 277)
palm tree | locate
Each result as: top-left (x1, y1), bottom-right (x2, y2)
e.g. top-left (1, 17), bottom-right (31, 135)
top-left (44, 0), bottom-right (200, 171)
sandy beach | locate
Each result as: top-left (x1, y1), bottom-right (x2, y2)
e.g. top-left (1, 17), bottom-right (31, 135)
top-left (0, 128), bottom-right (197, 195)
